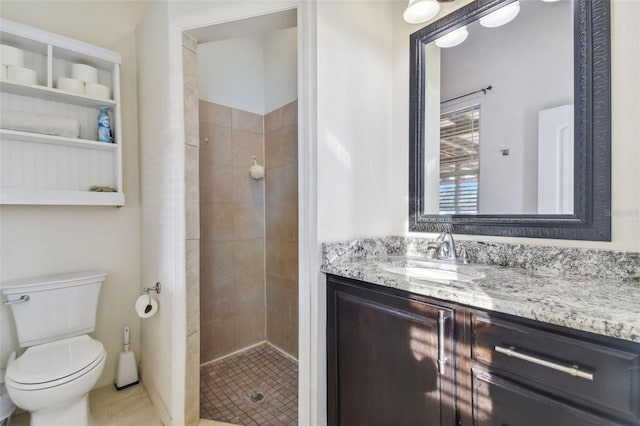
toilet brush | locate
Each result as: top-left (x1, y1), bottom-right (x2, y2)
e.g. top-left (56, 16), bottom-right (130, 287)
top-left (114, 327), bottom-right (139, 390)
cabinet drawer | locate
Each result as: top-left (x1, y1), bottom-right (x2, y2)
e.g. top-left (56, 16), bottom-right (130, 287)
top-left (472, 369), bottom-right (624, 426)
top-left (472, 313), bottom-right (640, 422)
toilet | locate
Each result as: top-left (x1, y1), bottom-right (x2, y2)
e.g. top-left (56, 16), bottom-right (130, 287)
top-left (1, 271), bottom-right (107, 426)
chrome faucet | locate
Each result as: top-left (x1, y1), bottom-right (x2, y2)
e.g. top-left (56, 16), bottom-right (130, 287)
top-left (427, 231), bottom-right (468, 264)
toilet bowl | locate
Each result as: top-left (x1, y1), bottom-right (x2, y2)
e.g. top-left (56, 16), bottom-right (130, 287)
top-left (6, 335), bottom-right (106, 426)
top-left (1, 271), bottom-right (107, 426)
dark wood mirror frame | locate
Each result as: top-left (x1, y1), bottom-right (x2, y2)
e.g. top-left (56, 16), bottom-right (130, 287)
top-left (409, 0), bottom-right (611, 241)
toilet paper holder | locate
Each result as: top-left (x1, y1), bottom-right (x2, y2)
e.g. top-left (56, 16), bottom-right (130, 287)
top-left (144, 282), bottom-right (161, 295)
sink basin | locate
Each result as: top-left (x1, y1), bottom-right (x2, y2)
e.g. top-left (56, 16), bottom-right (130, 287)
top-left (378, 261), bottom-right (483, 282)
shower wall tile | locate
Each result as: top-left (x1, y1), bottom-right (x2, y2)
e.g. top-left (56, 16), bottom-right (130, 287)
top-left (266, 276), bottom-right (296, 316)
top-left (264, 107), bottom-right (283, 134)
top-left (234, 239), bottom-right (265, 280)
top-left (185, 145), bottom-right (200, 240)
top-left (183, 47), bottom-right (199, 148)
top-left (200, 164), bottom-right (233, 204)
top-left (232, 129), bottom-right (264, 167)
top-left (232, 108), bottom-right (263, 134)
top-left (200, 100), bottom-right (266, 364)
top-left (232, 166), bottom-right (264, 205)
top-left (266, 201), bottom-right (298, 243)
top-left (201, 318), bottom-right (234, 361)
top-left (282, 100), bottom-right (297, 127)
top-left (265, 124), bottom-right (298, 168)
top-left (185, 331), bottom-right (200, 426)
top-left (200, 203), bottom-right (234, 242)
top-left (200, 101), bottom-right (231, 128)
top-left (200, 124), bottom-right (232, 166)
top-left (266, 240), bottom-right (298, 283)
top-left (200, 276), bottom-right (235, 326)
top-left (265, 100), bottom-right (298, 358)
top-left (186, 239), bottom-right (200, 336)
top-left (266, 307), bottom-right (296, 357)
top-left (233, 203), bottom-right (265, 240)
top-left (234, 305), bottom-right (265, 348)
top-left (210, 241), bottom-right (235, 281)
top-left (183, 44), bottom-right (200, 426)
top-left (265, 162), bottom-right (298, 206)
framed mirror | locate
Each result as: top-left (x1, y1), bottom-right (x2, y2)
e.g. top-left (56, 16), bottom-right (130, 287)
top-left (408, 0), bottom-right (611, 240)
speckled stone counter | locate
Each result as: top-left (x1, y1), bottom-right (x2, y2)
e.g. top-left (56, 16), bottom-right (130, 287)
top-left (321, 237), bottom-right (640, 343)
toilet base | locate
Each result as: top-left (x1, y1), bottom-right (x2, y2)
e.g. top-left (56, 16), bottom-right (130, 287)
top-left (30, 395), bottom-right (91, 426)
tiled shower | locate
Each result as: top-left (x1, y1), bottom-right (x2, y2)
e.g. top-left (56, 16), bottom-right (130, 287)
top-left (198, 99), bottom-right (298, 363)
top-left (197, 98), bottom-right (299, 424)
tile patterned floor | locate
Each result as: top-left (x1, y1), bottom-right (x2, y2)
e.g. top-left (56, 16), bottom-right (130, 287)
top-left (200, 343), bottom-right (298, 426)
top-left (10, 383), bottom-right (163, 426)
top-left (10, 383), bottom-right (234, 426)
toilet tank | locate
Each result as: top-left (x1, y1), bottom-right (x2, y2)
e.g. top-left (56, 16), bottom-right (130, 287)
top-left (1, 271), bottom-right (107, 347)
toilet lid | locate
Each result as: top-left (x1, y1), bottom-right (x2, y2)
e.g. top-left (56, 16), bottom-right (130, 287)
top-left (7, 335), bottom-right (104, 385)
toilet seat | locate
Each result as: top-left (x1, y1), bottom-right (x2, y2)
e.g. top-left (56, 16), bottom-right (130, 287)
top-left (6, 335), bottom-right (105, 391)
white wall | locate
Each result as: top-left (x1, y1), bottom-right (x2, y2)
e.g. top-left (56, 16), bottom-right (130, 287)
top-left (198, 27), bottom-right (297, 115)
top-left (264, 27), bottom-right (298, 113)
top-left (438, 0), bottom-right (573, 214)
top-left (392, 0), bottom-right (640, 251)
top-left (0, 2), bottom-right (144, 389)
top-left (136, 1), bottom-right (185, 423)
top-left (198, 36), bottom-right (266, 114)
top-left (316, 0), bottom-right (395, 242)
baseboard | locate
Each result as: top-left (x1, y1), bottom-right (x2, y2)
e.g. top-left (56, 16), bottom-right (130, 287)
top-left (142, 377), bottom-right (172, 426)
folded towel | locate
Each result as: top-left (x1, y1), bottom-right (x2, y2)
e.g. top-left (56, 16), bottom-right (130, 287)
top-left (0, 110), bottom-right (80, 138)
top-left (89, 185), bottom-right (116, 192)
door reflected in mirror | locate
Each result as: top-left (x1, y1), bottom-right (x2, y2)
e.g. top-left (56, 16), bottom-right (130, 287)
top-left (422, 0), bottom-right (573, 216)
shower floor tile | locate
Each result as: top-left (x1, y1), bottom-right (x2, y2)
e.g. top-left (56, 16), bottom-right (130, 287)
top-left (200, 343), bottom-right (298, 426)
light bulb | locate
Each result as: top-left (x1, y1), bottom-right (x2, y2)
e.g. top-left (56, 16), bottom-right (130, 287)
top-left (479, 1), bottom-right (521, 28)
top-left (403, 0), bottom-right (440, 24)
top-left (435, 26), bottom-right (469, 48)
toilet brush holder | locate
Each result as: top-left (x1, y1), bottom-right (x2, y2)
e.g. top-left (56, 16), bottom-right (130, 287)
top-left (115, 327), bottom-right (139, 390)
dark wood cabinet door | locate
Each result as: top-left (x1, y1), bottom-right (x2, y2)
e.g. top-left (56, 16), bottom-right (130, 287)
top-left (327, 276), bottom-right (456, 426)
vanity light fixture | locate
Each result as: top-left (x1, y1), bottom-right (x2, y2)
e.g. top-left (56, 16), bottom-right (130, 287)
top-left (435, 26), bottom-right (469, 48)
top-left (403, 0), bottom-right (440, 24)
top-left (479, 1), bottom-right (521, 28)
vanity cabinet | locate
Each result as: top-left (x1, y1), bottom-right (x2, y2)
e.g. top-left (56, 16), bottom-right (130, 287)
top-left (327, 274), bottom-right (457, 426)
top-left (470, 311), bottom-right (640, 426)
top-left (0, 18), bottom-right (124, 206)
top-left (326, 274), bottom-right (640, 426)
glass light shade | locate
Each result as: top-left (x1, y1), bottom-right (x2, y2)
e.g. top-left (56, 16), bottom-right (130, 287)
top-left (479, 1), bottom-right (521, 28)
top-left (403, 0), bottom-right (440, 24)
top-left (435, 26), bottom-right (469, 48)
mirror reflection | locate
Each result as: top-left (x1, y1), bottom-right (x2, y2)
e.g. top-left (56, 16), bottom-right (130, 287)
top-left (423, 0), bottom-right (573, 216)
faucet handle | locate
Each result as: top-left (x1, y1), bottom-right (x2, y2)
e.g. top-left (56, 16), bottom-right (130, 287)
top-left (459, 246), bottom-right (469, 264)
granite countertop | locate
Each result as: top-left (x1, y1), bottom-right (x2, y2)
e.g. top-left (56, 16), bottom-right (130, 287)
top-left (321, 255), bottom-right (640, 343)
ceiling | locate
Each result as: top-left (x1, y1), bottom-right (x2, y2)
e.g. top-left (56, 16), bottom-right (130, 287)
top-left (185, 8), bottom-right (296, 45)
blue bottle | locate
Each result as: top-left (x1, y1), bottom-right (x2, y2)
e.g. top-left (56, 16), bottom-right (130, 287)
top-left (97, 107), bottom-right (112, 143)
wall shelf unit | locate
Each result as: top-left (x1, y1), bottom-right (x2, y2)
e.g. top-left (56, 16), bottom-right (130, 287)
top-left (0, 129), bottom-right (118, 151)
top-left (0, 18), bottom-right (124, 206)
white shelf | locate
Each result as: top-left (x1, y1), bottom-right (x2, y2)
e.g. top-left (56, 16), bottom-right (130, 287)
top-left (1, 18), bottom-right (123, 207)
top-left (0, 80), bottom-right (116, 108)
top-left (0, 189), bottom-right (125, 206)
top-left (0, 129), bottom-right (117, 151)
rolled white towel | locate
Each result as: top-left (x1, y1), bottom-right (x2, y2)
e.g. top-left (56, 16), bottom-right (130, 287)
top-left (0, 110), bottom-right (81, 138)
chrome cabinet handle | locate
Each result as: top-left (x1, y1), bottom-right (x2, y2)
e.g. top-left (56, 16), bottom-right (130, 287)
top-left (495, 345), bottom-right (594, 381)
top-left (438, 310), bottom-right (448, 375)
top-left (3, 295), bottom-right (30, 305)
